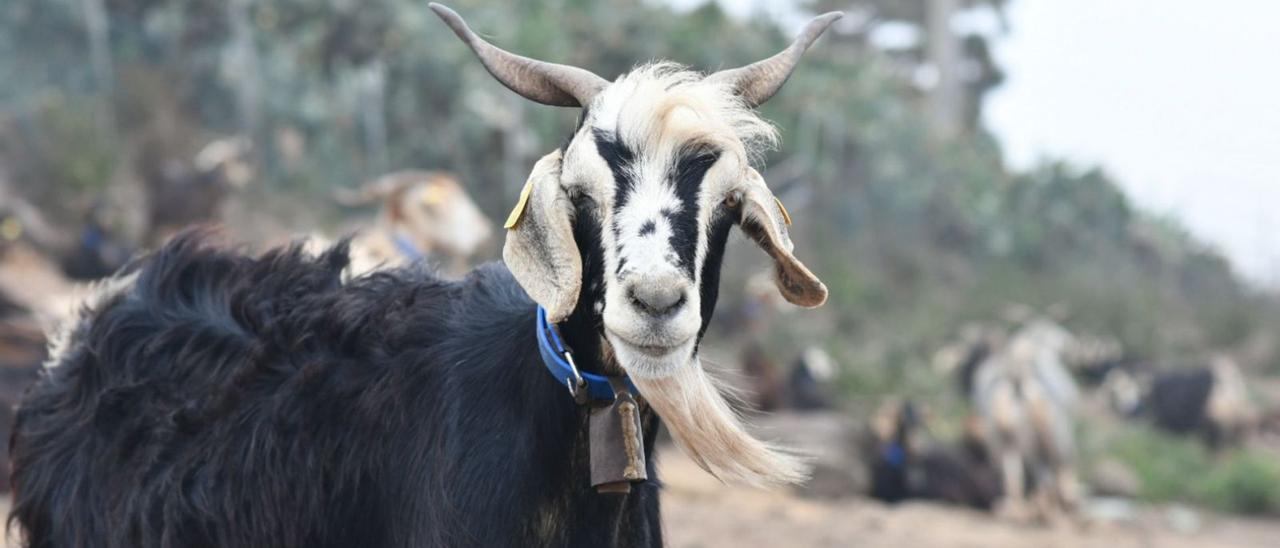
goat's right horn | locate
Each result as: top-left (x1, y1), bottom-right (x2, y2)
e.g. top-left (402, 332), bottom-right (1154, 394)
top-left (429, 3), bottom-right (608, 108)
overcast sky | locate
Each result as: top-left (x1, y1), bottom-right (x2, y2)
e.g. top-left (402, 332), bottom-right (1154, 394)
top-left (670, 0), bottom-right (1280, 287)
top-left (984, 1), bottom-right (1280, 288)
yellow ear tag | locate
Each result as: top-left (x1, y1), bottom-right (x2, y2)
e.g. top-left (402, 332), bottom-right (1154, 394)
top-left (1, 217), bottom-right (23, 241)
top-left (773, 197), bottom-right (792, 225)
top-left (504, 177), bottom-right (535, 229)
top-left (421, 184), bottom-right (447, 206)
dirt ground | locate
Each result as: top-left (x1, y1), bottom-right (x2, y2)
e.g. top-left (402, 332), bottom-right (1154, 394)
top-left (658, 446), bottom-right (1279, 548)
top-left (0, 449), bottom-right (1274, 547)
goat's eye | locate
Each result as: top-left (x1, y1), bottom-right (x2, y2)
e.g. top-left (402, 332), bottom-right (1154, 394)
top-left (567, 188), bottom-right (592, 207)
top-left (723, 192), bottom-right (741, 208)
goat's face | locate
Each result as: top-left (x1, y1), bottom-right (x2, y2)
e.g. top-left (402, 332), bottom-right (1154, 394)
top-left (546, 69), bottom-right (831, 377)
top-left (391, 174), bottom-right (493, 259)
top-left (433, 3), bottom-right (836, 486)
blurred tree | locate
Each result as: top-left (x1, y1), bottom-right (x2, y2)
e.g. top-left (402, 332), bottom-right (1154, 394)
top-left (807, 0), bottom-right (1007, 138)
top-left (0, 0), bottom-right (1274, 382)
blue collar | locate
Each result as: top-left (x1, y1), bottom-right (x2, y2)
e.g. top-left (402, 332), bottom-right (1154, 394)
top-left (81, 226), bottom-right (104, 251)
top-left (881, 441), bottom-right (907, 469)
top-left (392, 232), bottom-right (426, 261)
top-left (536, 306), bottom-right (639, 404)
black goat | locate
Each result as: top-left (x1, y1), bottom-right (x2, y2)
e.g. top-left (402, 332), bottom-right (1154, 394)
top-left (865, 402), bottom-right (1000, 510)
top-left (9, 4), bottom-right (840, 546)
top-left (1110, 358), bottom-right (1256, 448)
top-left (10, 235), bottom-right (661, 546)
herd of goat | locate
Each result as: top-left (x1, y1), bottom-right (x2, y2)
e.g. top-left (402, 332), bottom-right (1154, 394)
top-left (857, 317), bottom-right (1262, 519)
top-left (0, 4), bottom-right (1273, 546)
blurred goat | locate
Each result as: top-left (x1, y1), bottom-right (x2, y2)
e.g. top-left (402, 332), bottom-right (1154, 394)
top-left (1106, 356), bottom-right (1257, 448)
top-left (740, 345), bottom-right (837, 412)
top-left (788, 346), bottom-right (837, 410)
top-left (961, 318), bottom-right (1083, 519)
top-left (141, 137), bottom-right (254, 244)
top-left (335, 170), bottom-right (493, 275)
top-left (864, 400), bottom-right (1001, 510)
top-left (0, 190), bottom-right (132, 281)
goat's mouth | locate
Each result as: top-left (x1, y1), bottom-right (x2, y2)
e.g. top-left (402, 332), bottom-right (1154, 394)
top-left (626, 339), bottom-right (686, 357)
top-left (608, 331), bottom-right (692, 356)
top-left (604, 329), bottom-right (695, 375)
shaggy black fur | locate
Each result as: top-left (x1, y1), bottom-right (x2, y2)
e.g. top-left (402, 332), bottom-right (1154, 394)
top-left (9, 232), bottom-right (663, 547)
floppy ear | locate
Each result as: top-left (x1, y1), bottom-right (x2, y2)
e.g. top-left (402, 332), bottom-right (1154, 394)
top-left (737, 168), bottom-right (827, 307)
top-left (503, 151), bottom-right (582, 321)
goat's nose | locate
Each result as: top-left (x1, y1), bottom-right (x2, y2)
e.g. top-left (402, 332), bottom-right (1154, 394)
top-left (627, 277), bottom-right (688, 316)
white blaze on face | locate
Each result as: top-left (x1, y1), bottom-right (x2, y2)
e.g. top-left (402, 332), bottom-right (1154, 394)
top-left (613, 171), bottom-right (682, 281)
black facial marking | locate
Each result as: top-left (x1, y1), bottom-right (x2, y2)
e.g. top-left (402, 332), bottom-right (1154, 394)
top-left (669, 145), bottom-right (720, 277)
top-left (561, 200), bottom-right (609, 374)
top-left (593, 129), bottom-right (635, 216)
top-left (696, 212), bottom-right (735, 345)
top-left (638, 220), bottom-right (656, 236)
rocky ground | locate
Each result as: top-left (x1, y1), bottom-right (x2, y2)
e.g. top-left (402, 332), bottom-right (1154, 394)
top-left (659, 446), bottom-right (1279, 548)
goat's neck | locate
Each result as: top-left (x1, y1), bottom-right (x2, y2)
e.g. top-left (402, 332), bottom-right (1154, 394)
top-left (555, 298), bottom-right (624, 378)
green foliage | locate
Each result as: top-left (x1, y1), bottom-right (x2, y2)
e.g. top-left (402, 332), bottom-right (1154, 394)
top-left (1198, 451), bottom-right (1280, 515)
top-left (1103, 424), bottom-right (1280, 516)
top-left (28, 96), bottom-right (118, 194)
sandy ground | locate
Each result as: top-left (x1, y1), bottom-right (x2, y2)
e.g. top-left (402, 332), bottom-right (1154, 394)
top-left (659, 446), bottom-right (1279, 548)
top-left (0, 450), bottom-right (1273, 547)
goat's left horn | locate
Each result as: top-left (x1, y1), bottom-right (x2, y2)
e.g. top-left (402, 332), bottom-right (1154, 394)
top-left (429, 3), bottom-right (608, 108)
top-left (708, 12), bottom-right (843, 108)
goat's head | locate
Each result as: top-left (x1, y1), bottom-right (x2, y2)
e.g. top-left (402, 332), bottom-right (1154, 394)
top-left (432, 3), bottom-right (835, 486)
top-left (194, 137), bottom-right (255, 189)
top-left (381, 172), bottom-right (493, 259)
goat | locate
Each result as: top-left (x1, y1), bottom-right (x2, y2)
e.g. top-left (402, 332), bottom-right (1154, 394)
top-left (0, 195), bottom-right (132, 281)
top-left (142, 137), bottom-right (254, 245)
top-left (864, 401), bottom-right (1000, 510)
top-left (965, 318), bottom-right (1082, 520)
top-left (9, 5), bottom-right (838, 546)
top-left (334, 170), bottom-right (494, 275)
top-left (738, 345), bottom-right (835, 412)
top-left (1106, 356), bottom-right (1256, 448)
top-left (787, 346), bottom-right (837, 410)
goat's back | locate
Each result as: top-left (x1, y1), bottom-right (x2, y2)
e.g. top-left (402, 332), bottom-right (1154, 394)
top-left (8, 233), bottom-right (454, 547)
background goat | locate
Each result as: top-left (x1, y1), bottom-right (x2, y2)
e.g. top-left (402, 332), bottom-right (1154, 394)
top-left (965, 318), bottom-right (1082, 519)
top-left (334, 170), bottom-right (493, 275)
top-left (9, 4), bottom-right (837, 546)
top-left (864, 400), bottom-right (1001, 510)
top-left (1105, 356), bottom-right (1257, 448)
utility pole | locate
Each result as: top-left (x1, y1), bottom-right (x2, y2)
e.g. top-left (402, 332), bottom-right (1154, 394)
top-left (226, 0), bottom-right (262, 147)
top-left (926, 0), bottom-right (963, 140)
top-left (358, 59), bottom-right (389, 175)
top-left (79, 0), bottom-right (115, 135)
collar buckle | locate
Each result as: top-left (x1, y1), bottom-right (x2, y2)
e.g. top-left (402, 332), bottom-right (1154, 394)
top-left (562, 351), bottom-right (589, 404)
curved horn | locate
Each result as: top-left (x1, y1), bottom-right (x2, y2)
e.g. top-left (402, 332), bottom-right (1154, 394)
top-left (429, 3), bottom-right (608, 108)
top-left (709, 12), bottom-right (842, 107)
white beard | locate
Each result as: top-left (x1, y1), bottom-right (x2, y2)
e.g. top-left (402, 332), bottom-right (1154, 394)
top-left (629, 357), bottom-right (808, 487)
